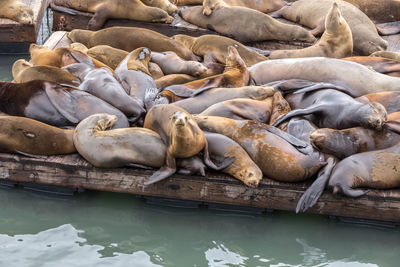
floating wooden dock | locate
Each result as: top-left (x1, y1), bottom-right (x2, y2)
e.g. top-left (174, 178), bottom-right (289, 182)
top-left (0, 0), bottom-right (49, 51)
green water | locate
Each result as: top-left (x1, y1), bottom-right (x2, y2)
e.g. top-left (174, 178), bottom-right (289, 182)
top-left (1, 52), bottom-right (400, 266)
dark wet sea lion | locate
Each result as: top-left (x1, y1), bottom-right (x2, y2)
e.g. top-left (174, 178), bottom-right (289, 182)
top-left (269, 3), bottom-right (353, 59)
top-left (205, 132), bottom-right (263, 187)
top-left (356, 91), bottom-right (400, 114)
top-left (143, 105), bottom-right (234, 184)
top-left (0, 116), bottom-right (76, 155)
top-left (0, 80), bottom-right (129, 128)
top-left (171, 34), bottom-right (268, 67)
top-left (68, 27), bottom-right (200, 61)
top-left (180, 6), bottom-right (316, 43)
top-left (203, 0), bottom-right (285, 14)
top-left (342, 57), bottom-right (400, 78)
top-left (273, 0), bottom-right (387, 55)
top-left (273, 88), bottom-right (387, 130)
top-left (0, 0), bottom-right (33, 24)
top-left (250, 58), bottom-right (400, 97)
top-left (12, 59), bottom-right (80, 86)
top-left (52, 0), bottom-right (173, 30)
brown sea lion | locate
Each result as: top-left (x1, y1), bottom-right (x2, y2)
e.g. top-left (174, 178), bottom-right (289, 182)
top-left (162, 46), bottom-right (250, 102)
top-left (143, 105), bottom-right (234, 184)
top-left (140, 0), bottom-right (178, 15)
top-left (68, 27), bottom-right (200, 61)
top-left (249, 58), bottom-right (400, 97)
top-left (0, 0), bottom-right (33, 24)
top-left (0, 116), bottom-right (76, 156)
top-left (86, 45), bottom-right (128, 70)
top-left (52, 0), bottom-right (173, 30)
top-left (370, 51), bottom-right (400, 62)
top-left (273, 88), bottom-right (387, 130)
top-left (356, 91), bottom-right (400, 114)
top-left (155, 74), bottom-right (196, 89)
top-left (343, 0), bottom-right (400, 24)
top-left (180, 6), bottom-right (316, 43)
top-left (0, 80), bottom-right (129, 128)
top-left (171, 34), bottom-right (268, 67)
top-left (29, 44), bottom-right (111, 70)
top-left (269, 3), bottom-right (353, 59)
top-left (195, 116), bottom-right (326, 182)
top-left (205, 132), bottom-right (263, 187)
top-left (203, 0), bottom-right (286, 14)
top-left (342, 57), bottom-right (400, 77)
top-left (272, 0), bottom-right (387, 55)
top-left (12, 59), bottom-right (80, 86)
top-left (269, 91), bottom-right (292, 126)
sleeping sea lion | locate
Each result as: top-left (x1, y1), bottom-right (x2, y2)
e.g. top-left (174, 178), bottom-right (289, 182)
top-left (12, 59), bottom-right (80, 86)
top-left (180, 6), bottom-right (316, 43)
top-left (272, 0), bottom-right (387, 55)
top-left (140, 0), bottom-right (178, 15)
top-left (356, 91), bottom-right (400, 114)
top-left (269, 3), bottom-right (353, 59)
top-left (0, 0), bottom-right (33, 24)
top-left (143, 104), bottom-right (234, 184)
top-left (52, 0), bottom-right (173, 30)
top-left (87, 45), bottom-right (128, 70)
top-left (203, 0), bottom-right (285, 14)
top-left (171, 34), bottom-right (268, 67)
top-left (0, 80), bottom-right (129, 128)
top-left (68, 27), bottom-right (200, 61)
top-left (0, 116), bottom-right (76, 156)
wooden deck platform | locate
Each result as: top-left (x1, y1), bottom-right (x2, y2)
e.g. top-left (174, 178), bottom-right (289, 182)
top-left (0, 0), bottom-right (49, 46)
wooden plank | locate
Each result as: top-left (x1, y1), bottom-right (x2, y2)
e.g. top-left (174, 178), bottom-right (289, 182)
top-left (0, 152), bottom-right (399, 223)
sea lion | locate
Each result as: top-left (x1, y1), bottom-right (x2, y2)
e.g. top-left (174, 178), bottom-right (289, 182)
top-left (12, 59), bottom-right (80, 86)
top-left (170, 0), bottom-right (202, 5)
top-left (180, 6), bottom-right (316, 43)
top-left (0, 116), bottom-right (76, 156)
top-left (140, 0), bottom-right (178, 15)
top-left (249, 58), bottom-right (400, 97)
top-left (269, 3), bottom-right (353, 59)
top-left (64, 63), bottom-right (145, 123)
top-left (68, 27), bottom-right (200, 61)
top-left (195, 116), bottom-right (326, 182)
top-left (343, 0), bottom-right (400, 24)
top-left (52, 0), bottom-right (173, 30)
top-left (151, 51), bottom-right (208, 77)
top-left (204, 132), bottom-right (263, 187)
top-left (0, 80), bottom-right (129, 128)
top-left (356, 91), bottom-right (400, 114)
top-left (69, 42), bottom-right (89, 53)
top-left (272, 0), bottom-right (387, 55)
top-left (162, 46), bottom-right (250, 102)
top-left (86, 45), bottom-right (128, 70)
top-left (114, 47), bottom-right (157, 104)
top-left (148, 62), bottom-right (164, 79)
top-left (273, 88), bottom-right (387, 130)
top-left (269, 91), bottom-right (292, 126)
top-left (29, 44), bottom-right (111, 70)
top-left (155, 74), bottom-right (196, 89)
top-left (143, 105), bottom-right (234, 184)
top-left (73, 114), bottom-right (166, 168)
top-left (203, 0), bottom-right (286, 15)
top-left (171, 86), bottom-right (275, 114)
top-left (0, 0), bottom-right (33, 24)
top-left (171, 34), bottom-right (268, 67)
top-left (370, 51), bottom-right (400, 62)
top-left (342, 57), bottom-right (400, 77)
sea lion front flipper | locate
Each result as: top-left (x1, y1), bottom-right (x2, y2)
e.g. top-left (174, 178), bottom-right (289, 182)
top-left (67, 50), bottom-right (95, 67)
top-left (88, 5), bottom-right (109, 30)
top-left (272, 105), bottom-right (323, 127)
top-left (296, 157), bottom-right (336, 213)
top-left (270, 79), bottom-right (348, 95)
top-left (266, 126), bottom-right (313, 155)
top-left (376, 22), bottom-right (400, 36)
top-left (49, 3), bottom-right (79, 15)
top-left (202, 141), bottom-right (235, 171)
top-left (145, 150), bottom-right (177, 185)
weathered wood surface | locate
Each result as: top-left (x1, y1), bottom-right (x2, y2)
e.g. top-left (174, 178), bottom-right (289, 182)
top-left (0, 0), bottom-right (48, 43)
top-left (0, 152), bottom-right (400, 223)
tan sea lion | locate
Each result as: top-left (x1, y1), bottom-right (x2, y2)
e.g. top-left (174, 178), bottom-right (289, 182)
top-left (87, 45), bottom-right (128, 70)
top-left (52, 0), bottom-right (173, 30)
top-left (342, 56), bottom-right (400, 77)
top-left (155, 74), bottom-right (196, 89)
top-left (69, 42), bottom-right (89, 53)
top-left (356, 91), bottom-right (400, 114)
top-left (195, 116), bottom-right (326, 182)
top-left (180, 6), bottom-right (316, 43)
top-left (12, 59), bottom-right (80, 86)
top-left (272, 0), bottom-right (387, 55)
top-left (0, 0), bottom-right (33, 24)
top-left (171, 34), bottom-right (268, 67)
top-left (143, 104), bottom-right (234, 184)
top-left (250, 58), bottom-right (400, 97)
top-left (269, 3), bottom-right (353, 59)
top-left (68, 27), bottom-right (200, 61)
top-left (0, 116), bottom-right (76, 156)
top-left (140, 0), bottom-right (178, 15)
top-left (203, 0), bottom-right (286, 14)
top-left (148, 62), bottom-right (164, 79)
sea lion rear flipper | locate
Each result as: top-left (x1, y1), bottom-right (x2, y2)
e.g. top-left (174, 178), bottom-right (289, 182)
top-left (272, 105), bottom-right (322, 127)
top-left (266, 126), bottom-right (313, 155)
top-left (296, 157), bottom-right (336, 213)
top-left (202, 141), bottom-right (235, 171)
top-left (376, 22), bottom-right (400, 36)
top-left (163, 85), bottom-right (196, 97)
top-left (67, 50), bottom-right (95, 67)
top-left (333, 184), bottom-right (369, 198)
top-left (44, 82), bottom-right (80, 124)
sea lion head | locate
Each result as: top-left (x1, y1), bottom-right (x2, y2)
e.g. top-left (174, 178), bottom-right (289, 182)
top-left (203, 0), bottom-right (226, 16)
top-left (13, 6), bottom-right (34, 24)
top-left (171, 111), bottom-right (189, 129)
top-left (12, 59), bottom-right (32, 80)
top-left (191, 62), bottom-right (209, 77)
top-left (126, 47), bottom-right (152, 76)
top-left (92, 114), bottom-right (118, 132)
top-left (67, 30), bottom-right (95, 47)
top-left (310, 128), bottom-right (355, 159)
top-left (325, 2), bottom-right (344, 33)
top-left (148, 8), bottom-right (174, 23)
top-left (360, 37), bottom-right (388, 55)
top-left (225, 46), bottom-right (246, 71)
top-left (360, 102), bottom-right (387, 130)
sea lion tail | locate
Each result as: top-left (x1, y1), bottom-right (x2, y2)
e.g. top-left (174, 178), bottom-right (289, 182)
top-left (296, 157), bottom-right (336, 213)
